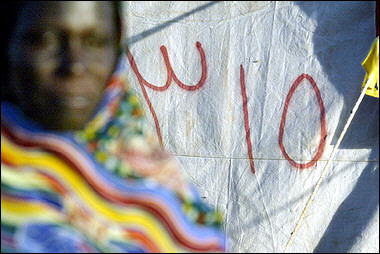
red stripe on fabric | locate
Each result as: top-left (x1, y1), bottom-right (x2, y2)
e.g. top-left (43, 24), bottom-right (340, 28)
top-left (126, 229), bottom-right (161, 253)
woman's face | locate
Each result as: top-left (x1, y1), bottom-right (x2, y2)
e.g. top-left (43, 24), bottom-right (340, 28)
top-left (9, 2), bottom-right (120, 131)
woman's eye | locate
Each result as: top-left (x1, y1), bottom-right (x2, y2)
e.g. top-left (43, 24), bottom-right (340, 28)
top-left (23, 30), bottom-right (57, 49)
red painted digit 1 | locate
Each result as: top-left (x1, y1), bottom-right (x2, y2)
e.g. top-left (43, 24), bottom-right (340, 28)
top-left (239, 65), bottom-right (255, 174)
top-left (278, 74), bottom-right (327, 169)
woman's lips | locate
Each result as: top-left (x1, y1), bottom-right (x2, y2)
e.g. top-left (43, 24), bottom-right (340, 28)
top-left (52, 81), bottom-right (102, 110)
top-left (63, 96), bottom-right (91, 109)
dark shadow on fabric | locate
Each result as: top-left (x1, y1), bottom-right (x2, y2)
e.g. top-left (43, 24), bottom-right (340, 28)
top-left (314, 163), bottom-right (379, 252)
top-left (297, 1), bottom-right (378, 150)
top-left (295, 1), bottom-right (379, 252)
top-left (126, 1), bottom-right (221, 46)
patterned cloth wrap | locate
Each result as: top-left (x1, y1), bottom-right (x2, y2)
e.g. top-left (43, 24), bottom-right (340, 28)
top-left (1, 55), bottom-right (225, 253)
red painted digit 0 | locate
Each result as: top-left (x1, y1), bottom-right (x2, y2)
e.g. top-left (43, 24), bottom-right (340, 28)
top-left (278, 74), bottom-right (327, 169)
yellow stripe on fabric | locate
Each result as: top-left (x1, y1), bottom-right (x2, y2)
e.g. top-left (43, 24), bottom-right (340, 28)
top-left (1, 134), bottom-right (182, 253)
top-left (1, 196), bottom-right (64, 226)
top-left (1, 163), bottom-right (53, 192)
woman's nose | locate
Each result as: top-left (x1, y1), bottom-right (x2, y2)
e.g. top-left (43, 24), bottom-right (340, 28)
top-left (55, 36), bottom-right (85, 77)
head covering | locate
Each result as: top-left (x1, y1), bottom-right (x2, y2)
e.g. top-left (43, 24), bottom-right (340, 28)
top-left (1, 3), bottom-right (225, 253)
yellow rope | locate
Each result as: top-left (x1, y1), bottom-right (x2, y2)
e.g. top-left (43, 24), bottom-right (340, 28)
top-left (283, 75), bottom-right (374, 253)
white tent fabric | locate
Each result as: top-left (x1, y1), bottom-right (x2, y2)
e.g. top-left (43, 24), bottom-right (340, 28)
top-left (124, 1), bottom-right (379, 252)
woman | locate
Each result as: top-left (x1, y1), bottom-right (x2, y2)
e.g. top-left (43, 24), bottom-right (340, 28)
top-left (1, 2), bottom-right (225, 252)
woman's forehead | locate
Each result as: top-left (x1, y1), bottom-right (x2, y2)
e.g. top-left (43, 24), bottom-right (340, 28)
top-left (18, 2), bottom-right (116, 32)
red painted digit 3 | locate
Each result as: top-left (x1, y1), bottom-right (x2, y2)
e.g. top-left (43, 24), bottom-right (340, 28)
top-left (278, 74), bottom-right (327, 169)
top-left (127, 42), bottom-right (208, 146)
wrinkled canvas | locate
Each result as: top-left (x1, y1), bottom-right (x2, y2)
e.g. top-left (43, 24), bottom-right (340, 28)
top-left (124, 1), bottom-right (379, 252)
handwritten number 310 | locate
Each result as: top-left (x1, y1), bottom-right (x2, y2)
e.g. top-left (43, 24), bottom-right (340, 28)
top-left (127, 42), bottom-right (327, 174)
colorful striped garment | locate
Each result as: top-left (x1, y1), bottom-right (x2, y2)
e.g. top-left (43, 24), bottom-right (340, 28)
top-left (1, 55), bottom-right (225, 253)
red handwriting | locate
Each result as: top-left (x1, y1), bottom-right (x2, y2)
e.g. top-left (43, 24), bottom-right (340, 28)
top-left (127, 41), bottom-right (207, 146)
top-left (127, 42), bottom-right (327, 173)
top-left (278, 74), bottom-right (327, 169)
top-left (239, 65), bottom-right (255, 174)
